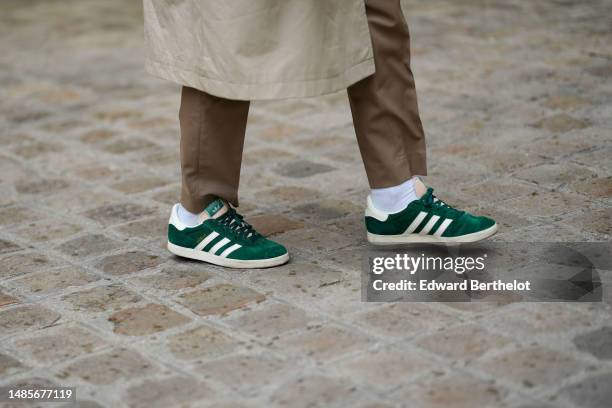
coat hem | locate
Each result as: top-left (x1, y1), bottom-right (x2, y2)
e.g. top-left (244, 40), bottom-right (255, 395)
top-left (145, 58), bottom-right (376, 101)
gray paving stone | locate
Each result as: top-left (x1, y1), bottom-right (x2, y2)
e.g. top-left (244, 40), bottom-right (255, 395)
top-left (567, 208), bottom-right (612, 236)
top-left (504, 191), bottom-right (588, 217)
top-left (58, 348), bottom-right (158, 385)
top-left (195, 353), bottom-right (288, 396)
top-left (0, 252), bottom-right (58, 279)
top-left (167, 325), bottom-right (242, 360)
top-left (15, 325), bottom-right (108, 364)
top-left (71, 164), bottom-right (123, 181)
top-left (0, 238), bottom-right (21, 255)
top-left (269, 375), bottom-right (361, 408)
top-left (0, 305), bottom-right (61, 336)
top-left (245, 262), bottom-right (347, 301)
top-left (573, 327), bottom-right (612, 360)
top-left (542, 94), bottom-right (590, 111)
top-left (257, 124), bottom-right (301, 142)
top-left (276, 160), bottom-right (336, 179)
top-left (201, 402), bottom-right (258, 408)
top-left (335, 345), bottom-right (437, 391)
top-left (0, 206), bottom-right (45, 226)
top-left (569, 176), bottom-right (612, 199)
top-left (0, 352), bottom-right (26, 376)
top-left (83, 203), bottom-right (156, 225)
top-left (15, 178), bottom-right (70, 195)
top-left (44, 189), bottom-right (119, 212)
top-left (72, 401), bottom-right (106, 408)
top-left (560, 373), bottom-right (612, 408)
top-left (114, 216), bottom-right (168, 240)
top-left (480, 303), bottom-right (593, 336)
top-left (255, 186), bottom-right (323, 204)
top-left (132, 266), bottom-right (211, 292)
top-left (526, 135), bottom-right (595, 159)
top-left (79, 128), bottom-right (116, 144)
top-left (511, 402), bottom-right (558, 408)
top-left (477, 150), bottom-right (547, 176)
top-left (514, 163), bottom-right (598, 188)
top-left (494, 222), bottom-right (586, 242)
top-left (476, 346), bottom-right (589, 389)
top-left (275, 324), bottom-right (374, 361)
top-left (459, 180), bottom-right (538, 204)
top-left (223, 302), bottom-right (311, 339)
top-left (56, 234), bottom-right (121, 258)
top-left (13, 266), bottom-right (100, 294)
top-left (319, 247), bottom-right (367, 272)
top-left (0, 289), bottom-right (19, 307)
top-left (152, 188), bottom-right (181, 206)
top-left (354, 303), bottom-right (458, 338)
top-left (61, 284), bottom-right (142, 313)
top-left (393, 371), bottom-right (509, 408)
top-left (108, 303), bottom-right (190, 336)
top-left (101, 138), bottom-right (157, 154)
top-left (244, 147), bottom-right (296, 166)
top-left (533, 114), bottom-right (591, 133)
top-left (125, 376), bottom-right (214, 408)
top-left (292, 199), bottom-right (361, 223)
top-left (178, 284), bottom-right (266, 316)
top-left (94, 250), bottom-right (161, 275)
top-left (414, 323), bottom-right (513, 362)
top-left (247, 214), bottom-right (304, 236)
top-left (111, 177), bottom-right (171, 194)
top-left (12, 218), bottom-right (83, 243)
top-left (352, 402), bottom-right (397, 408)
top-left (94, 109), bottom-right (143, 122)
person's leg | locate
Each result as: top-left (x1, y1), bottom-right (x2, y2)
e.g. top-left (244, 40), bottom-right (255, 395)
top-left (168, 86), bottom-right (289, 267)
top-left (179, 86), bottom-right (249, 214)
top-left (347, 0), bottom-right (426, 191)
top-left (350, 0), bottom-right (497, 243)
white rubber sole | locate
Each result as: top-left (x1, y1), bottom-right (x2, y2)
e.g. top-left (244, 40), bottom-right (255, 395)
top-left (167, 242), bottom-right (289, 269)
top-left (367, 223), bottom-right (498, 245)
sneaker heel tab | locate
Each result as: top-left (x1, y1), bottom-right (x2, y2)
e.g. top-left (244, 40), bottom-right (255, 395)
top-left (169, 203), bottom-right (187, 231)
top-left (365, 195), bottom-right (389, 222)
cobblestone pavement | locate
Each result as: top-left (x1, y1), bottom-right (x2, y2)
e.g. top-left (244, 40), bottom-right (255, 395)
top-left (1, 0), bottom-right (611, 407)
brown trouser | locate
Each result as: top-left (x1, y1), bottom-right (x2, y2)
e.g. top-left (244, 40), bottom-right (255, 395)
top-left (179, 0), bottom-right (426, 213)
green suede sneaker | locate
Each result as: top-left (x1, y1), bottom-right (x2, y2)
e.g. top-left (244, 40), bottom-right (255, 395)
top-left (365, 187), bottom-right (497, 244)
top-left (167, 199), bottom-right (289, 268)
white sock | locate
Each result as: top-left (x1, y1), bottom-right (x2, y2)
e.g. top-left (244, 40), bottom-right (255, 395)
top-left (370, 177), bottom-right (422, 214)
top-left (177, 204), bottom-right (201, 227)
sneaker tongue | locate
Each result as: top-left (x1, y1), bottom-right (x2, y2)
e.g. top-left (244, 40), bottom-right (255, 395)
top-left (199, 199), bottom-right (228, 222)
top-left (413, 177), bottom-right (428, 198)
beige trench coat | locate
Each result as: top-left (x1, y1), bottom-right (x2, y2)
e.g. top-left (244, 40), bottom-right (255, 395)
top-left (143, 0), bottom-right (374, 100)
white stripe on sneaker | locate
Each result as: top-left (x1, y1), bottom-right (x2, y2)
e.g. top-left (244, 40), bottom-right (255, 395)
top-left (404, 211), bottom-right (428, 234)
top-left (195, 231), bottom-right (219, 251)
top-left (209, 237), bottom-right (231, 255)
top-left (420, 215), bottom-right (441, 235)
top-left (219, 243), bottom-right (241, 258)
top-left (433, 218), bottom-right (453, 237)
